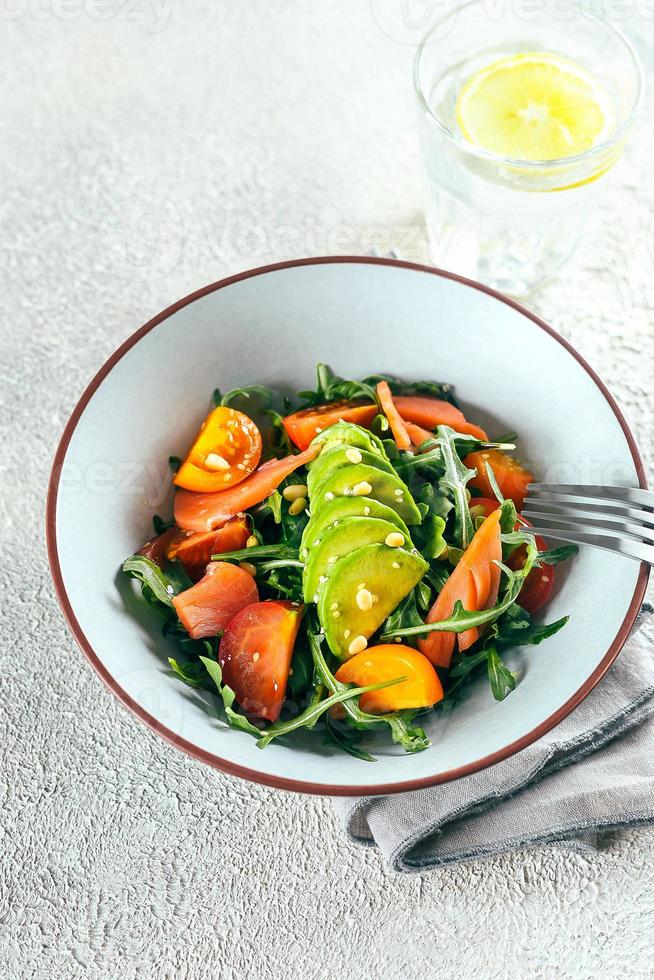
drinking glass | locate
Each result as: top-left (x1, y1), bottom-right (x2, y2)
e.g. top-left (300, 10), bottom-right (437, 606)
top-left (414, 0), bottom-right (644, 295)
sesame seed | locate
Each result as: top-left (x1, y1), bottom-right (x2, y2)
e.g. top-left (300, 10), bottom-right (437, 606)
top-left (283, 484), bottom-right (308, 501)
top-left (482, 452), bottom-right (490, 460)
top-left (332, 521), bottom-right (339, 527)
top-left (205, 452), bottom-right (230, 471)
top-left (394, 488), bottom-right (403, 496)
top-left (332, 610), bottom-right (341, 618)
top-left (325, 491), bottom-right (335, 501)
top-left (166, 585), bottom-right (174, 595)
top-left (327, 556), bottom-right (337, 565)
top-left (237, 463), bottom-right (246, 470)
top-left (330, 602), bottom-right (339, 611)
top-left (363, 506), bottom-right (371, 516)
top-left (273, 681), bottom-right (278, 691)
top-left (392, 561), bottom-right (400, 569)
top-left (345, 447), bottom-right (363, 464)
top-left (356, 588), bottom-right (373, 611)
top-left (239, 562), bottom-right (257, 576)
top-left (542, 575), bottom-right (550, 583)
top-left (315, 426), bottom-right (323, 434)
top-left (344, 629), bottom-right (351, 639)
top-left (395, 637), bottom-right (402, 643)
top-left (223, 474), bottom-right (230, 481)
top-left (252, 652), bottom-right (260, 663)
top-left (348, 635), bottom-right (368, 656)
top-left (313, 594), bottom-right (319, 603)
top-left (385, 532), bottom-right (405, 548)
top-left (352, 481), bottom-right (373, 496)
top-left (318, 575), bottom-right (327, 584)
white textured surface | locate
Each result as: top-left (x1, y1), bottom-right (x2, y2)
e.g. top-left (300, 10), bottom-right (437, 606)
top-left (1, 3), bottom-right (653, 977)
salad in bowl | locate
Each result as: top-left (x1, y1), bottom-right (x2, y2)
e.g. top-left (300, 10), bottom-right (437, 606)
top-left (122, 364), bottom-right (575, 761)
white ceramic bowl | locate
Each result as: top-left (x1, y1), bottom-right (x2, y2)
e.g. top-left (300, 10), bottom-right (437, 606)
top-left (47, 258), bottom-right (648, 795)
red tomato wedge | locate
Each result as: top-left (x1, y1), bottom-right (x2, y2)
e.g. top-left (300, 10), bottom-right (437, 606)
top-left (404, 421), bottom-right (435, 451)
top-left (172, 562), bottom-right (259, 639)
top-left (137, 527), bottom-right (177, 567)
top-left (419, 508), bottom-right (503, 669)
top-left (174, 406), bottom-right (262, 493)
top-left (393, 396), bottom-right (488, 442)
top-left (465, 448), bottom-right (533, 510)
top-left (218, 601), bottom-right (303, 722)
top-left (508, 524), bottom-right (553, 615)
top-left (174, 444), bottom-right (320, 532)
top-left (282, 401), bottom-right (378, 450)
top-left (376, 381), bottom-right (411, 451)
top-left (334, 644), bottom-right (443, 714)
top-left (166, 517), bottom-right (250, 582)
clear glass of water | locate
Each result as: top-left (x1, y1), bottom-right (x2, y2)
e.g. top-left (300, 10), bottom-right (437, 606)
top-left (414, 0), bottom-right (644, 296)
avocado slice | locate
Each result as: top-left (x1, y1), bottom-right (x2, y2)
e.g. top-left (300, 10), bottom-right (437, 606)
top-left (318, 543), bottom-right (428, 659)
top-left (309, 421), bottom-right (386, 458)
top-left (303, 516), bottom-right (410, 602)
top-left (306, 445), bottom-right (395, 500)
top-left (311, 464), bottom-right (422, 526)
top-left (300, 496), bottom-right (411, 560)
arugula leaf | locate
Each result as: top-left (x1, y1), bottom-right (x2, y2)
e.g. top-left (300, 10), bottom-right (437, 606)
top-left (416, 513), bottom-right (447, 560)
top-left (361, 374), bottom-right (459, 408)
top-left (199, 656), bottom-right (262, 737)
top-left (220, 384), bottom-right (273, 410)
top-left (168, 656), bottom-right (213, 691)
top-left (164, 559), bottom-right (194, 594)
top-left (435, 425), bottom-right (475, 550)
top-left (382, 590), bottom-right (425, 639)
top-left (483, 461), bottom-right (505, 504)
top-left (486, 648), bottom-right (516, 701)
top-left (265, 489), bottom-right (283, 524)
top-left (492, 604), bottom-right (569, 649)
top-left (122, 555), bottom-right (178, 607)
top-left (538, 544), bottom-right (579, 565)
top-left (324, 716), bottom-right (376, 763)
top-left (256, 673), bottom-right (407, 748)
top-left (297, 363), bottom-right (379, 408)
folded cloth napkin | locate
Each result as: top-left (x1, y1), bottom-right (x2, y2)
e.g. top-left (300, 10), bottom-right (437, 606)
top-left (332, 604), bottom-right (654, 872)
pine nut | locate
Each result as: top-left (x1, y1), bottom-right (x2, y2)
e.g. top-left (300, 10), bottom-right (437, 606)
top-left (246, 535), bottom-right (259, 548)
top-left (345, 447), bottom-right (363, 464)
top-left (239, 562), bottom-right (257, 576)
top-left (283, 484), bottom-right (308, 501)
top-left (385, 532), bottom-right (405, 548)
top-left (288, 497), bottom-right (307, 516)
top-left (348, 635), bottom-right (368, 657)
top-left (356, 588), bottom-right (373, 611)
top-left (205, 452), bottom-right (230, 471)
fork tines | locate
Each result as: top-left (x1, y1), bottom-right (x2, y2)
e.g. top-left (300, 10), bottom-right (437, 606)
top-left (522, 483), bottom-right (654, 564)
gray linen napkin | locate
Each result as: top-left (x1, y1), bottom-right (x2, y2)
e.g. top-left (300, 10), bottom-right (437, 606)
top-left (332, 604), bottom-right (654, 872)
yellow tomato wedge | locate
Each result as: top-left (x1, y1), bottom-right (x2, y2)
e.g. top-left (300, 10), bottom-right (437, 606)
top-left (335, 644), bottom-right (443, 714)
top-left (174, 406), bottom-right (262, 493)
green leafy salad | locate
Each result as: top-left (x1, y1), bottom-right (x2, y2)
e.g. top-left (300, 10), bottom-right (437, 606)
top-left (122, 365), bottom-right (576, 760)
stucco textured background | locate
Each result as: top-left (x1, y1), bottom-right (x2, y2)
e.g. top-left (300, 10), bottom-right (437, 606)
top-left (1, 2), bottom-right (653, 977)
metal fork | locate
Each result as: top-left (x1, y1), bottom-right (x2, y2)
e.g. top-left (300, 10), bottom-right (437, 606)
top-left (522, 484), bottom-right (654, 565)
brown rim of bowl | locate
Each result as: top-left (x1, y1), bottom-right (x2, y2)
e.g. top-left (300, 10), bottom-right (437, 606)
top-left (46, 256), bottom-right (650, 796)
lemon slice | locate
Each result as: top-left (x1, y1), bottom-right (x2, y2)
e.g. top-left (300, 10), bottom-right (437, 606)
top-left (456, 53), bottom-right (614, 161)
